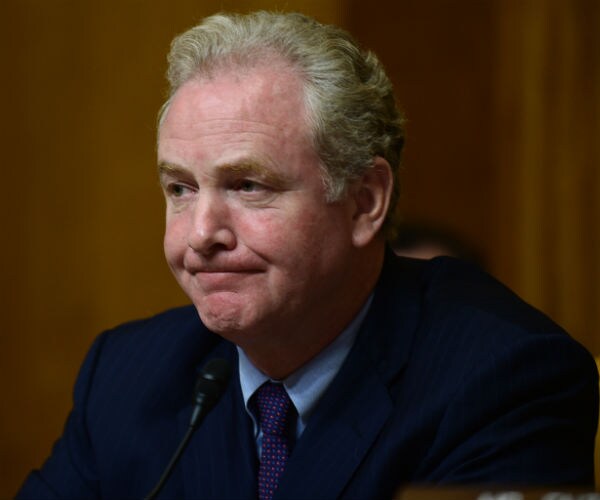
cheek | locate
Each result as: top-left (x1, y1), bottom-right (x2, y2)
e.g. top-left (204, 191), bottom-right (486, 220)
top-left (163, 217), bottom-right (187, 267)
top-left (239, 220), bottom-right (287, 259)
top-left (240, 208), bottom-right (336, 265)
top-left (237, 209), bottom-right (314, 252)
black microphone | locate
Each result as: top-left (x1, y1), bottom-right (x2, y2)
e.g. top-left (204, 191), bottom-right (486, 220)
top-left (145, 358), bottom-right (232, 500)
top-left (189, 358), bottom-right (232, 429)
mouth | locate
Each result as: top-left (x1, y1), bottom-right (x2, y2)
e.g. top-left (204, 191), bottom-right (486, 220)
top-left (190, 269), bottom-right (263, 290)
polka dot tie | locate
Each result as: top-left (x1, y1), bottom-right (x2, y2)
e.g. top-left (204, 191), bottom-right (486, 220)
top-left (256, 382), bottom-right (294, 500)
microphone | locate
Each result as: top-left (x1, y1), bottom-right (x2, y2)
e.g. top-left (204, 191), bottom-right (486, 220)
top-left (190, 358), bottom-right (232, 429)
top-left (145, 358), bottom-right (232, 500)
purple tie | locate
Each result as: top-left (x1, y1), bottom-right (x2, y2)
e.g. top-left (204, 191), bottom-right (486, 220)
top-left (256, 382), bottom-right (294, 500)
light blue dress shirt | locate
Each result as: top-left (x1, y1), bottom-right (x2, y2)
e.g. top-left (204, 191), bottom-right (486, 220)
top-left (237, 295), bottom-right (373, 456)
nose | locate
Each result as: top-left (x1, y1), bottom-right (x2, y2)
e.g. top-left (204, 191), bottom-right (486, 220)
top-left (187, 190), bottom-right (236, 256)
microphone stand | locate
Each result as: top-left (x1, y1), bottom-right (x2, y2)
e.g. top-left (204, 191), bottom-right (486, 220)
top-left (144, 358), bottom-right (231, 500)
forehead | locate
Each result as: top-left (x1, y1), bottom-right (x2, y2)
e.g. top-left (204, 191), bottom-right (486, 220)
top-left (160, 60), bottom-right (311, 140)
top-left (156, 59), bottom-right (324, 183)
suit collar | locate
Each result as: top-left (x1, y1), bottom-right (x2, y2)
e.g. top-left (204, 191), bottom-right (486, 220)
top-left (361, 250), bottom-right (425, 384)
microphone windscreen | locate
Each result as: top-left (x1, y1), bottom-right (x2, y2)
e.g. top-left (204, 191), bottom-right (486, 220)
top-left (201, 358), bottom-right (231, 386)
top-left (193, 358), bottom-right (232, 411)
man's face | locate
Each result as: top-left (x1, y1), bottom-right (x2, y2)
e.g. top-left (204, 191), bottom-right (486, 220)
top-left (158, 62), bottom-right (358, 349)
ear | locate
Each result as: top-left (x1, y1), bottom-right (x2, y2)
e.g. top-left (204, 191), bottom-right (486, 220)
top-left (350, 156), bottom-right (393, 248)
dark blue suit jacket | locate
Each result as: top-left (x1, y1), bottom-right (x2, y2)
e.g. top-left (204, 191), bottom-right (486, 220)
top-left (18, 255), bottom-right (598, 498)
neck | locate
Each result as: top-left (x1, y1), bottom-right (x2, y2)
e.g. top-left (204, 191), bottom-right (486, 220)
top-left (240, 243), bottom-right (385, 379)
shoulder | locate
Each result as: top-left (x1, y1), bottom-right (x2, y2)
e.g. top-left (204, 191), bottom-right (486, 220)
top-left (384, 253), bottom-right (570, 342)
top-left (90, 304), bottom-right (221, 360)
top-left (374, 253), bottom-right (596, 391)
top-left (99, 304), bottom-right (204, 343)
top-left (371, 254), bottom-right (597, 485)
top-left (74, 305), bottom-right (230, 415)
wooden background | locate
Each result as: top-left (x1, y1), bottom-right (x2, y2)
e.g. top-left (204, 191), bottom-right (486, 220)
top-left (2, 0), bottom-right (598, 495)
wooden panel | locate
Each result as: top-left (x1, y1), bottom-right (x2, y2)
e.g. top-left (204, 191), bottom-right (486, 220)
top-left (493, 0), bottom-right (600, 353)
top-left (347, 0), bottom-right (496, 274)
top-left (348, 0), bottom-right (600, 354)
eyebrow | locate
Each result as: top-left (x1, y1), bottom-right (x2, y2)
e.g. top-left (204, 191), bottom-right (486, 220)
top-left (157, 161), bottom-right (186, 176)
top-left (157, 160), bottom-right (289, 188)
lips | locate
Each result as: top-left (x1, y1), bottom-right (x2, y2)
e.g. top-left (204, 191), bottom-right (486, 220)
top-left (182, 251), bottom-right (266, 273)
top-left (181, 251), bottom-right (267, 291)
top-left (185, 262), bottom-right (265, 274)
top-left (191, 269), bottom-right (263, 291)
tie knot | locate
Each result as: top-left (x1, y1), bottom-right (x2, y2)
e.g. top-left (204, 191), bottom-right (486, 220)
top-left (255, 382), bottom-right (293, 437)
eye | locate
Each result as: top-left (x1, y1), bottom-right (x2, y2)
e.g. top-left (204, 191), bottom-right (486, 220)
top-left (235, 179), bottom-right (264, 193)
top-left (166, 182), bottom-right (193, 197)
top-left (228, 176), bottom-right (280, 205)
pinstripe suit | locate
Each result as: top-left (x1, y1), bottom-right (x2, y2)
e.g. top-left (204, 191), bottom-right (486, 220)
top-left (17, 254), bottom-right (598, 499)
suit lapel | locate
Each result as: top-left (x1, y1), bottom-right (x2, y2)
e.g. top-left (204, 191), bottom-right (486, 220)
top-left (275, 252), bottom-right (424, 499)
top-left (275, 344), bottom-right (393, 499)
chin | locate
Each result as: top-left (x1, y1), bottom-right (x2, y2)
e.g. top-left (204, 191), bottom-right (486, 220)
top-left (194, 298), bottom-right (252, 335)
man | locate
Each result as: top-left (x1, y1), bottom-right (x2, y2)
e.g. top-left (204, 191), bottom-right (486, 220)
top-left (18, 11), bottom-right (598, 499)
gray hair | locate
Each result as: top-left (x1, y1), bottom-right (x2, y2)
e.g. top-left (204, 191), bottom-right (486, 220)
top-left (160, 11), bottom-right (405, 238)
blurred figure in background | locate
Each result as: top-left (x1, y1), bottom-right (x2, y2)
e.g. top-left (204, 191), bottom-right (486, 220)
top-left (392, 221), bottom-right (484, 265)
